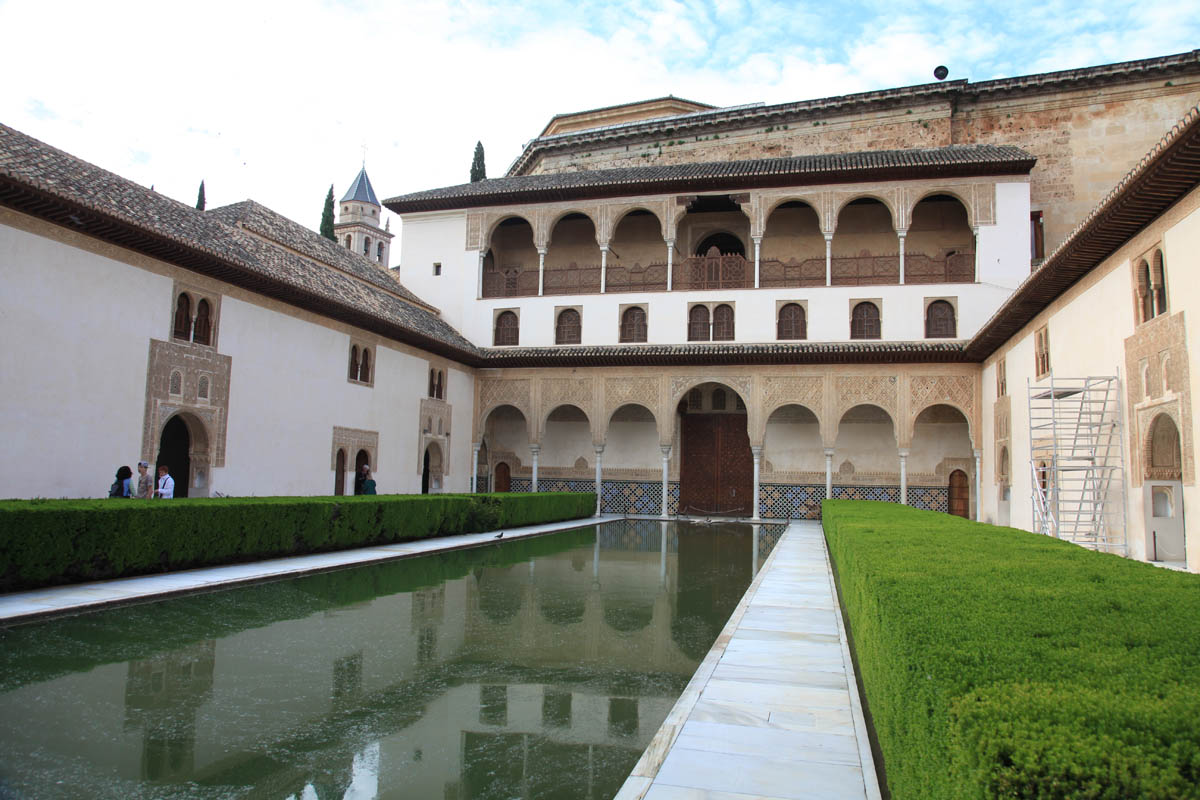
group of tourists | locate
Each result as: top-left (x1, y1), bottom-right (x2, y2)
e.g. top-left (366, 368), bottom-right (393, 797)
top-left (354, 463), bottom-right (377, 495)
top-left (108, 461), bottom-right (175, 499)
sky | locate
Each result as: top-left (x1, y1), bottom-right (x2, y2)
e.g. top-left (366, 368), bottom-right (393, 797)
top-left (2, 0), bottom-right (1198, 241)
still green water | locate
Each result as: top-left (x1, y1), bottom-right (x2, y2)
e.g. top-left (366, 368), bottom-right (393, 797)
top-left (0, 520), bottom-right (780, 799)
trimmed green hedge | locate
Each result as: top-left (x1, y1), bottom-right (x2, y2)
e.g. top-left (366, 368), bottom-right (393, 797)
top-left (822, 500), bottom-right (1200, 800)
top-left (0, 492), bottom-right (595, 592)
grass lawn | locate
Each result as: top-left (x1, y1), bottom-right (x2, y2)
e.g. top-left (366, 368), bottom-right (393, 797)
top-left (822, 500), bottom-right (1200, 800)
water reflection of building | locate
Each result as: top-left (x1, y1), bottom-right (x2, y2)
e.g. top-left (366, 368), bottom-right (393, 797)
top-left (123, 640), bottom-right (216, 782)
top-left (1, 522), bottom-right (779, 798)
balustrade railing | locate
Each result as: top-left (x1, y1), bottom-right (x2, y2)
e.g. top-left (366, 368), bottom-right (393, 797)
top-left (831, 254), bottom-right (901, 286)
top-left (542, 263), bottom-right (601, 296)
top-left (480, 250), bottom-right (975, 297)
top-left (759, 257), bottom-right (826, 288)
top-left (674, 253), bottom-right (751, 290)
top-left (903, 252), bottom-right (975, 284)
top-left (605, 262), bottom-right (669, 293)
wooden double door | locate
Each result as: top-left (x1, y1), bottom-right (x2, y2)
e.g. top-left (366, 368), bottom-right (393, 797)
top-left (679, 414), bottom-right (753, 516)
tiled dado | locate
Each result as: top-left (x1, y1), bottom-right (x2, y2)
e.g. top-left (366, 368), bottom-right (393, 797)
top-left (502, 480), bottom-right (947, 517)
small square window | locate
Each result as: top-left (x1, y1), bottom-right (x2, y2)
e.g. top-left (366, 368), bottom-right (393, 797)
top-left (433, 262), bottom-right (442, 276)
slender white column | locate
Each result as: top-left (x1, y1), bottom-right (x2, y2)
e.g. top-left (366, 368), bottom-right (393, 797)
top-left (824, 447), bottom-right (834, 500)
top-left (660, 445), bottom-right (672, 517)
top-left (824, 234), bottom-right (833, 286)
top-left (530, 445), bottom-right (540, 492)
top-left (593, 532), bottom-right (600, 580)
top-left (974, 449), bottom-right (983, 521)
top-left (972, 227), bottom-right (980, 282)
top-left (753, 236), bottom-right (762, 289)
top-left (537, 248), bottom-right (546, 296)
top-left (665, 239), bottom-right (674, 291)
top-left (751, 445), bottom-right (763, 520)
top-left (471, 444), bottom-right (480, 493)
top-left (593, 444), bottom-right (604, 516)
top-left (599, 246), bottom-right (608, 294)
top-left (477, 252), bottom-right (484, 299)
top-left (898, 230), bottom-right (907, 285)
top-left (898, 448), bottom-right (909, 505)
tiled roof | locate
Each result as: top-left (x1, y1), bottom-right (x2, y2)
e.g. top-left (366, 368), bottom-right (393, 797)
top-left (341, 167), bottom-right (380, 205)
top-left (0, 123), bottom-right (479, 362)
top-left (386, 144), bottom-right (1035, 213)
top-left (965, 102), bottom-right (1200, 360)
top-left (482, 341), bottom-right (971, 368)
top-left (507, 50), bottom-right (1200, 175)
top-left (207, 199), bottom-right (431, 310)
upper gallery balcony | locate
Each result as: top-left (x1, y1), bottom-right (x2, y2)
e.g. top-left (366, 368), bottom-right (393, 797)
top-left (479, 194), bottom-right (977, 299)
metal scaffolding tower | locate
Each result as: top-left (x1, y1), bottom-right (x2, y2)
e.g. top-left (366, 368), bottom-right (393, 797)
top-left (1027, 374), bottom-right (1127, 553)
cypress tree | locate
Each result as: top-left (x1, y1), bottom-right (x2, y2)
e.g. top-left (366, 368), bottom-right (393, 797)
top-left (320, 185), bottom-right (337, 241)
top-left (195, 180), bottom-right (206, 211)
top-left (470, 141), bottom-right (486, 182)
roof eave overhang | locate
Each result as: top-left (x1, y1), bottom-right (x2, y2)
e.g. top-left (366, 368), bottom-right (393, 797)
top-left (385, 159), bottom-right (1035, 215)
top-left (964, 108), bottom-right (1200, 361)
top-left (0, 179), bottom-right (484, 366)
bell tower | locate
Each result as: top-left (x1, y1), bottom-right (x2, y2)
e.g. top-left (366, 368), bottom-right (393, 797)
top-left (334, 167), bottom-right (393, 267)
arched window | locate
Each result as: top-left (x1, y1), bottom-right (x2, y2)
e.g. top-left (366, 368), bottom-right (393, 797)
top-left (1153, 250), bottom-right (1168, 317)
top-left (777, 303), bottom-right (806, 340)
top-left (348, 345), bottom-right (359, 380)
top-left (436, 370), bottom-right (444, 400)
top-left (358, 348), bottom-right (371, 383)
top-left (193, 299), bottom-right (212, 345)
top-left (711, 388), bottom-right (727, 410)
top-left (688, 305), bottom-right (710, 341)
top-left (555, 309), bottom-right (581, 345)
top-left (198, 375), bottom-right (210, 400)
top-left (172, 294), bottom-right (191, 340)
top-left (334, 448), bottom-right (346, 495)
top-left (620, 306), bottom-right (647, 343)
top-left (851, 302), bottom-right (880, 339)
top-left (168, 370), bottom-right (182, 396)
top-left (494, 311), bottom-right (519, 346)
top-left (712, 304), bottom-right (735, 341)
top-left (363, 236), bottom-right (371, 256)
top-left (344, 235), bottom-right (352, 249)
top-left (429, 369), bottom-right (436, 397)
top-left (377, 241), bottom-right (385, 263)
top-left (925, 300), bottom-right (956, 338)
top-left (1138, 261), bottom-right (1153, 322)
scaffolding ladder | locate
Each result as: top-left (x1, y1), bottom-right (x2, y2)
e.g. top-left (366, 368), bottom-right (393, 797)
top-left (1027, 374), bottom-right (1127, 553)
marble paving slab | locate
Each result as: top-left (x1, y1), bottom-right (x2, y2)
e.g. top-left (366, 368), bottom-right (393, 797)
top-left (615, 521), bottom-right (882, 800)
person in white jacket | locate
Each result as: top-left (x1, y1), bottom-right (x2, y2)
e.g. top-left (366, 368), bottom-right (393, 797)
top-left (155, 465), bottom-right (175, 499)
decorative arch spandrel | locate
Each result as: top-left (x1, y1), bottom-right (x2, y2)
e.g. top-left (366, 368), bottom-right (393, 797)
top-left (757, 376), bottom-right (825, 443)
top-left (602, 376), bottom-right (661, 443)
top-left (477, 378), bottom-right (533, 441)
top-left (907, 374), bottom-right (978, 448)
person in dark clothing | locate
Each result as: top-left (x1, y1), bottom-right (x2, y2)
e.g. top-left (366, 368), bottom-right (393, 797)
top-left (109, 466), bottom-right (132, 498)
top-left (354, 463), bottom-right (369, 495)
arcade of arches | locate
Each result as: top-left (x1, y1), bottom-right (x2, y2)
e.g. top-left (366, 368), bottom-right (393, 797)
top-left (476, 183), bottom-right (984, 298)
top-left (474, 365), bottom-right (981, 519)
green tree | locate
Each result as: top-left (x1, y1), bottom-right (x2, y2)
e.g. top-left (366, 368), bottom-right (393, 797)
top-left (320, 184), bottom-right (336, 241)
top-left (470, 141), bottom-right (486, 182)
top-left (195, 180), bottom-right (206, 211)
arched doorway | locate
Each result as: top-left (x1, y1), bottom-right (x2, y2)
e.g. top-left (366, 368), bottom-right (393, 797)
top-left (494, 462), bottom-right (511, 493)
top-left (1144, 414), bottom-right (1185, 564)
top-left (157, 415), bottom-right (191, 498)
top-left (677, 382), bottom-right (752, 516)
top-left (334, 448), bottom-right (346, 495)
top-left (422, 443), bottom-right (443, 494)
top-left (354, 449), bottom-right (370, 495)
top-left (948, 470), bottom-right (969, 518)
top-left (694, 232), bottom-right (745, 257)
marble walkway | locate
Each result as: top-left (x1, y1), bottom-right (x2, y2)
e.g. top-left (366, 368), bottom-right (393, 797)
top-left (616, 520), bottom-right (882, 800)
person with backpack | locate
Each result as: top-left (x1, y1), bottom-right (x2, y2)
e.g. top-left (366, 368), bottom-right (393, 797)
top-left (108, 466), bottom-right (132, 498)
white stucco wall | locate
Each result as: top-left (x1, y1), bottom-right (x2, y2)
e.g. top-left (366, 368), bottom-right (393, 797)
top-left (392, 211), bottom-right (469, 330)
top-left (0, 213), bottom-right (476, 498)
top-left (0, 220), bottom-right (173, 498)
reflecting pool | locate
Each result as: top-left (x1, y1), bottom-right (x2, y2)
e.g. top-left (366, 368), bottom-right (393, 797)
top-left (0, 520), bottom-right (781, 799)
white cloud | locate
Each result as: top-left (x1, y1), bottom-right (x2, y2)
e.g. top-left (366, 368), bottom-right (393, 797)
top-left (1, 0), bottom-right (1196, 252)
